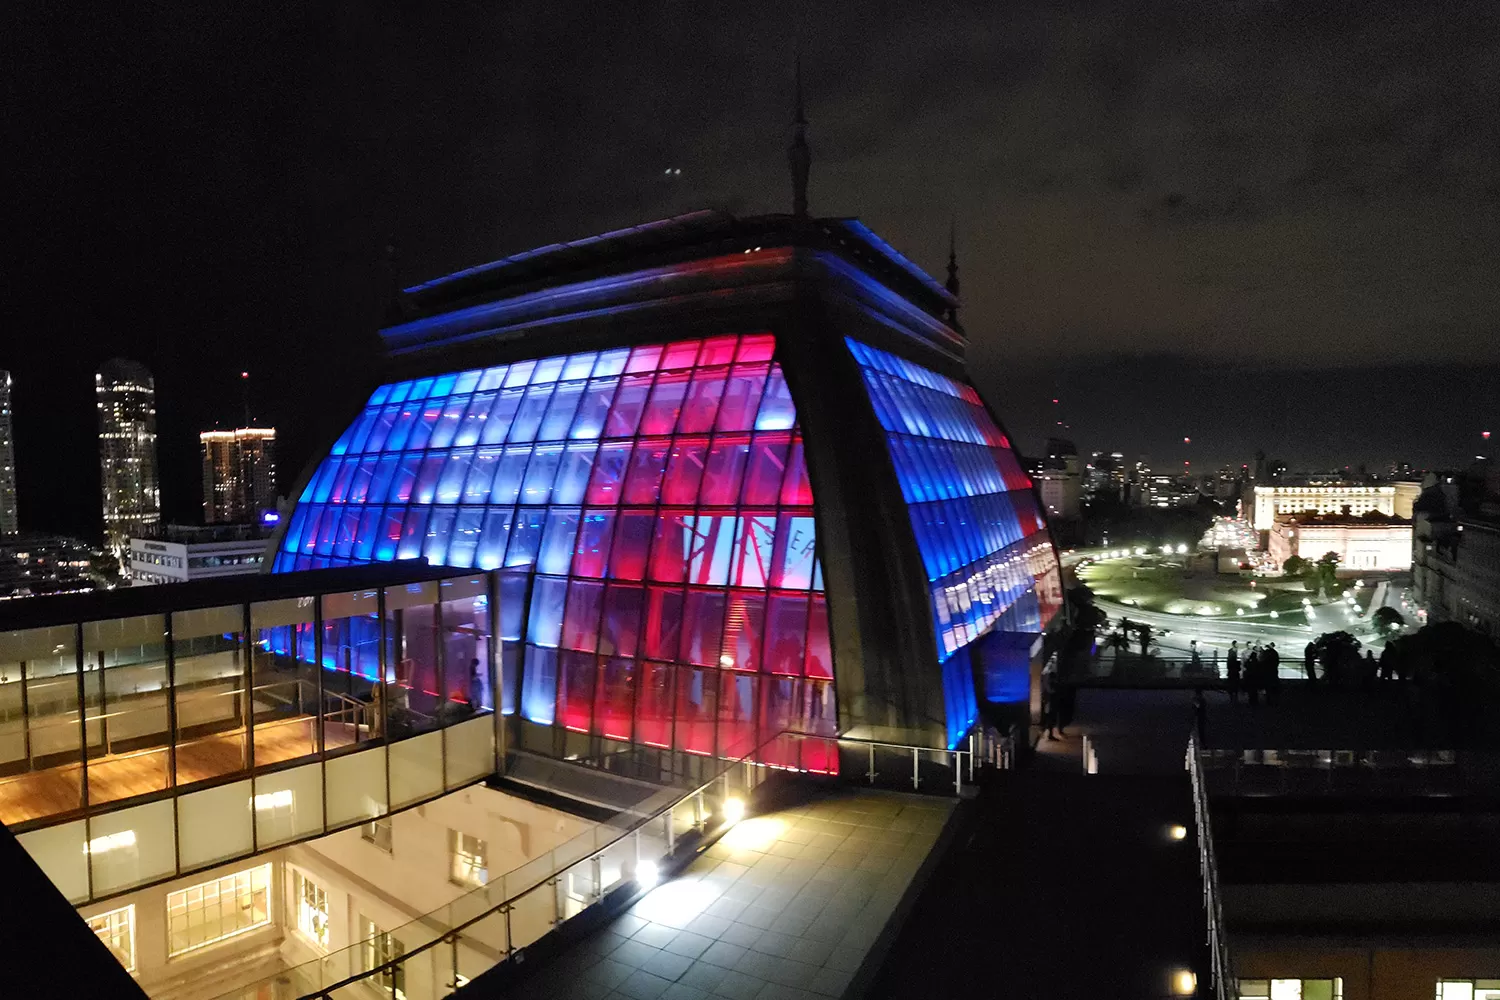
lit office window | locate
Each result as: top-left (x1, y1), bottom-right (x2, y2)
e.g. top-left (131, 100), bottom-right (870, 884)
top-left (449, 830), bottom-right (487, 888)
top-left (846, 338), bottom-right (1062, 745)
top-left (86, 905), bottom-right (135, 973)
top-left (294, 870), bottom-right (330, 951)
top-left (360, 915), bottom-right (407, 999)
top-left (361, 817), bottom-right (393, 853)
top-left (1438, 982), bottom-right (1500, 1000)
top-left (166, 864), bottom-right (272, 957)
top-left (1238, 980), bottom-right (1344, 1000)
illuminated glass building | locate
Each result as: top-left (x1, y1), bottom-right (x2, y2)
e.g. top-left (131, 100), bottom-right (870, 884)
top-left (201, 427), bottom-right (278, 523)
top-left (271, 211), bottom-right (1061, 756)
top-left (97, 358), bottom-right (161, 566)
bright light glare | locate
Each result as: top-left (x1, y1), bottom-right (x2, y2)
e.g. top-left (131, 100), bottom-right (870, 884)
top-left (632, 876), bottom-right (718, 924)
top-left (1176, 543), bottom-right (1188, 554)
top-left (85, 830), bottom-right (137, 855)
top-left (719, 816), bottom-right (787, 852)
top-left (722, 797), bottom-right (747, 824)
top-left (1171, 969), bottom-right (1198, 995)
top-left (1168, 824), bottom-right (1188, 841)
top-left (253, 789), bottom-right (294, 810)
top-left (635, 859), bottom-right (660, 887)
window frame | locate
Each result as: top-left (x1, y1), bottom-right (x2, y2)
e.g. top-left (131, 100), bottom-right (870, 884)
top-left (165, 863), bottom-right (273, 959)
top-left (86, 903), bottom-right (136, 973)
top-left (448, 829), bottom-right (489, 889)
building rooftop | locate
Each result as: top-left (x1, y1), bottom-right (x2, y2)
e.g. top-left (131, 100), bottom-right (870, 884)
top-left (0, 558), bottom-right (451, 631)
top-left (133, 522), bottom-right (273, 545)
top-left (392, 210), bottom-right (957, 331)
top-left (1279, 512), bottom-right (1411, 526)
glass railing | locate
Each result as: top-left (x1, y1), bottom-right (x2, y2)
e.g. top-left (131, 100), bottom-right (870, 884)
top-left (1059, 652), bottom-right (1309, 686)
top-left (221, 729), bottom-right (980, 1000)
top-left (1198, 748), bottom-right (1500, 797)
top-left (1186, 735), bottom-right (1233, 1000)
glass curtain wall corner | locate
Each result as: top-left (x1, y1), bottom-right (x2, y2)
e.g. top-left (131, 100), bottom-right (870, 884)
top-left (845, 338), bottom-right (1063, 745)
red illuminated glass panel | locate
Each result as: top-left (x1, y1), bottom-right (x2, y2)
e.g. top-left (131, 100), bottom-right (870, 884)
top-left (595, 657), bottom-right (636, 741)
top-left (675, 666), bottom-right (716, 755)
top-left (557, 651), bottom-right (596, 733)
top-left (635, 662), bottom-right (674, 748)
top-left (279, 334), bottom-right (837, 771)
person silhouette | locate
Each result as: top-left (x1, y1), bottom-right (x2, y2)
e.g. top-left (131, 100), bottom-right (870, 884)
top-left (1226, 641), bottom-right (1241, 703)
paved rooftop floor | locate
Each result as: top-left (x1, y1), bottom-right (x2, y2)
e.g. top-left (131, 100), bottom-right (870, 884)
top-left (501, 787), bottom-right (953, 1000)
top-left (869, 769), bottom-right (1208, 999)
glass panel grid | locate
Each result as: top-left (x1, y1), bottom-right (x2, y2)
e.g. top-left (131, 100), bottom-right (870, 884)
top-left (86, 904), bottom-right (135, 973)
top-left (277, 336), bottom-right (836, 765)
top-left (846, 338), bottom-right (1062, 745)
top-left (165, 863), bottom-right (272, 958)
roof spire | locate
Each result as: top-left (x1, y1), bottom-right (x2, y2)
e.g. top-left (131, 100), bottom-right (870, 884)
top-left (789, 53), bottom-right (810, 217)
top-left (944, 218), bottom-right (960, 326)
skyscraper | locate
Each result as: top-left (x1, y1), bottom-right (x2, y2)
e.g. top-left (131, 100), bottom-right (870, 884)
top-left (96, 358), bottom-right (161, 565)
top-left (201, 427), bottom-right (277, 523)
top-left (0, 370), bottom-right (17, 535)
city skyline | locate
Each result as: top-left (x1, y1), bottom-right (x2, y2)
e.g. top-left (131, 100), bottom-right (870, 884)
top-left (0, 352), bottom-right (1492, 542)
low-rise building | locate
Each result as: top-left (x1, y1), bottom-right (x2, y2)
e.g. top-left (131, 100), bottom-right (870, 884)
top-left (1268, 513), bottom-right (1413, 572)
top-left (1036, 437), bottom-right (1082, 521)
top-left (129, 523), bottom-right (272, 586)
top-left (1252, 483), bottom-right (1421, 531)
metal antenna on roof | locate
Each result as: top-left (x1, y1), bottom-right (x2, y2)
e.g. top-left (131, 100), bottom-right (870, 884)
top-left (945, 217), bottom-right (960, 327)
top-left (789, 52), bottom-right (810, 218)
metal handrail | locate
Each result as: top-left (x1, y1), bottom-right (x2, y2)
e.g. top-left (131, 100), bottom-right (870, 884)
top-left (236, 729), bottom-right (982, 1000)
top-left (1186, 735), bottom-right (1234, 1000)
top-left (288, 731), bottom-right (797, 999)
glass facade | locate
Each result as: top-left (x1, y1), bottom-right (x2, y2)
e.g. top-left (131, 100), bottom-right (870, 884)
top-left (846, 339), bottom-right (1061, 743)
top-left (6, 566), bottom-right (497, 906)
top-left (275, 335), bottom-right (836, 768)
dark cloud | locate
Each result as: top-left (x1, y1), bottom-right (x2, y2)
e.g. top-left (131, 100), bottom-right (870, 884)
top-left (1, 0), bottom-right (1496, 536)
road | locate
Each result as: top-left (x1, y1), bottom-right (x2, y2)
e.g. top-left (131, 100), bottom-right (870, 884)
top-left (1090, 594), bottom-right (1387, 664)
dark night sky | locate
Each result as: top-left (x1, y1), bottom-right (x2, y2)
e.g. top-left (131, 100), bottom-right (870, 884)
top-left (3, 1), bottom-right (1498, 541)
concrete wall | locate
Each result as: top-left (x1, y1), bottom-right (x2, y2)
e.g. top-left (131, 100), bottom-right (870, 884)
top-left (75, 783), bottom-right (593, 999)
top-left (77, 855), bottom-right (286, 1000)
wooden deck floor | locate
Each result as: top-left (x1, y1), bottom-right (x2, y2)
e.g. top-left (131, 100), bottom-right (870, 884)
top-left (0, 717), bottom-right (358, 826)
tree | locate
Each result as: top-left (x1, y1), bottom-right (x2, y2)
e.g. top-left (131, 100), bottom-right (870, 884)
top-left (1371, 606), bottom-right (1406, 637)
top-left (1282, 555), bottom-right (1311, 577)
top-left (1312, 630), bottom-right (1362, 685)
top-left (1315, 551), bottom-right (1341, 598)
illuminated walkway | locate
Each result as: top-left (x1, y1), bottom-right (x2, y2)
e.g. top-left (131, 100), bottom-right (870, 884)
top-left (495, 788), bottom-right (952, 1000)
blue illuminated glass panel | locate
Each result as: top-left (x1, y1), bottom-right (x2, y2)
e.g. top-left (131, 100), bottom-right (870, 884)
top-left (278, 335), bottom-right (835, 770)
top-left (846, 338), bottom-right (1062, 746)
